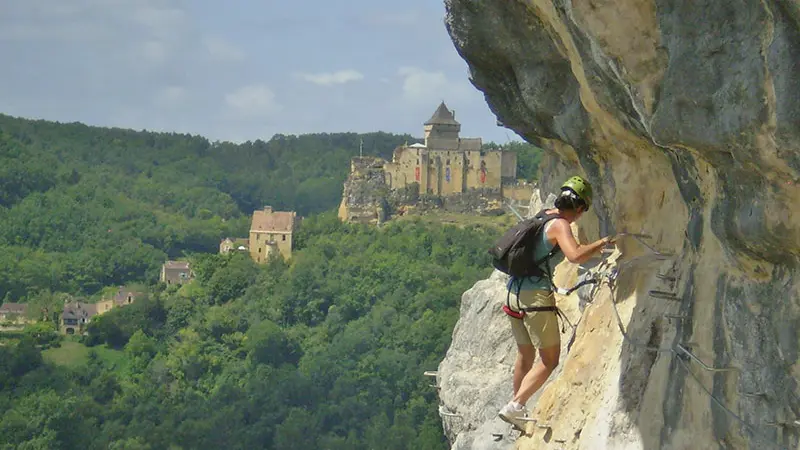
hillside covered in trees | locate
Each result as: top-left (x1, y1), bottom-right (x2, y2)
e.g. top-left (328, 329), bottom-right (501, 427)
top-left (1, 213), bottom-right (500, 449)
top-left (0, 114), bottom-right (415, 302)
top-left (0, 113), bottom-right (544, 449)
top-left (0, 114), bottom-right (541, 303)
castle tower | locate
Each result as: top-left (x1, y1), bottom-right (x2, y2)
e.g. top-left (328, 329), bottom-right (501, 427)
top-left (423, 102), bottom-right (461, 150)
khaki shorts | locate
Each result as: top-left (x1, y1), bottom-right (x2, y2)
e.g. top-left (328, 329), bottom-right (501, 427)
top-left (508, 289), bottom-right (561, 349)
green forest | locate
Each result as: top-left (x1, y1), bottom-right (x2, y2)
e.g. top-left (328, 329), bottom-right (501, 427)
top-left (0, 113), bottom-right (543, 449)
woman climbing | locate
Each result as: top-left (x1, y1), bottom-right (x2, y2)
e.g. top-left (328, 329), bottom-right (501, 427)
top-left (498, 175), bottom-right (615, 431)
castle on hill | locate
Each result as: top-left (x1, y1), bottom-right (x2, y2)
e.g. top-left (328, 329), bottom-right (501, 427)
top-left (384, 102), bottom-right (517, 195)
top-left (338, 102), bottom-right (533, 224)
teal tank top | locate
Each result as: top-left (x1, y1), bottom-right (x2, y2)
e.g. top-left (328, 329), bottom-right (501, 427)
top-left (507, 223), bottom-right (564, 292)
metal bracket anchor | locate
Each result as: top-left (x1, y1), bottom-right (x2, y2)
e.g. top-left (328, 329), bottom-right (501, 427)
top-left (675, 344), bottom-right (739, 373)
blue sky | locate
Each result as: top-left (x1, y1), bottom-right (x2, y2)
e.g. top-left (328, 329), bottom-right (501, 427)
top-left (0, 0), bottom-right (521, 144)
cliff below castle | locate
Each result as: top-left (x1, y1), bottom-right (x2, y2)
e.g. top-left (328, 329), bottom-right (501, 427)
top-left (434, 0), bottom-right (800, 449)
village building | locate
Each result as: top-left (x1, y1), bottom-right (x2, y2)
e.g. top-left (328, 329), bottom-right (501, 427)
top-left (248, 206), bottom-right (298, 263)
top-left (60, 301), bottom-right (98, 335)
top-left (59, 287), bottom-right (142, 335)
top-left (0, 302), bottom-right (30, 325)
top-left (160, 260), bottom-right (193, 285)
top-left (220, 237), bottom-right (250, 254)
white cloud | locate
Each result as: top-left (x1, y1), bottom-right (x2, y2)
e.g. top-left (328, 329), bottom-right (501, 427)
top-left (153, 86), bottom-right (187, 108)
top-left (297, 70), bottom-right (364, 86)
top-left (397, 66), bottom-right (474, 105)
top-left (224, 84), bottom-right (282, 118)
top-left (203, 36), bottom-right (246, 62)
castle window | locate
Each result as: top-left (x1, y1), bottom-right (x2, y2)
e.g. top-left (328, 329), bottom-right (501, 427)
top-left (446, 159), bottom-right (450, 165)
top-left (417, 159), bottom-right (420, 165)
top-left (282, 235), bottom-right (286, 241)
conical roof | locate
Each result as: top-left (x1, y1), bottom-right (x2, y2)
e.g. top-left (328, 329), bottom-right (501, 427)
top-left (424, 102), bottom-right (460, 126)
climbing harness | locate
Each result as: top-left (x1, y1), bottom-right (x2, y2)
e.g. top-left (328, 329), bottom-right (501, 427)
top-left (501, 253), bottom-right (577, 334)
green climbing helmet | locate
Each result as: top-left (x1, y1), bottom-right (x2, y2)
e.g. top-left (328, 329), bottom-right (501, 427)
top-left (561, 175), bottom-right (593, 208)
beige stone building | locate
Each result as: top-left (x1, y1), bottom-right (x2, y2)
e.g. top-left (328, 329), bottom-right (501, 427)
top-left (160, 261), bottom-right (192, 285)
top-left (220, 237), bottom-right (249, 254)
top-left (60, 287), bottom-right (141, 335)
top-left (249, 206), bottom-right (298, 263)
top-left (0, 302), bottom-right (30, 325)
top-left (383, 102), bottom-right (517, 196)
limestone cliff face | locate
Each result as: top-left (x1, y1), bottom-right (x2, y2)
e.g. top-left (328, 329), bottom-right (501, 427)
top-left (437, 1), bottom-right (800, 449)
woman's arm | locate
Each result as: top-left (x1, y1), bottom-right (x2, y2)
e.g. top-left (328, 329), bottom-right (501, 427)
top-left (548, 219), bottom-right (613, 264)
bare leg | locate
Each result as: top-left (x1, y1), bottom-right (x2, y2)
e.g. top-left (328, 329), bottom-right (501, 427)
top-left (513, 344), bottom-right (536, 396)
top-left (512, 345), bottom-right (560, 405)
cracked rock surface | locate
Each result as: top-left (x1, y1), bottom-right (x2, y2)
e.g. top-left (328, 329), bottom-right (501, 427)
top-left (436, 1), bottom-right (800, 449)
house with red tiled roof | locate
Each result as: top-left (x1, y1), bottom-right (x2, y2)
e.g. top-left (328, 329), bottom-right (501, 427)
top-left (248, 206), bottom-right (298, 263)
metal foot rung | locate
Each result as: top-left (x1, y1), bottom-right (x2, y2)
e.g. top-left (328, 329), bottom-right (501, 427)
top-left (664, 314), bottom-right (689, 321)
top-left (649, 290), bottom-right (679, 300)
top-left (676, 344), bottom-right (739, 373)
top-left (766, 420), bottom-right (800, 427)
top-left (742, 392), bottom-right (767, 398)
top-left (438, 406), bottom-right (461, 418)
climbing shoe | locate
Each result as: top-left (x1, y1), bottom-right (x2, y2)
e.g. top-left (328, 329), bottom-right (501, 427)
top-left (498, 402), bottom-right (528, 432)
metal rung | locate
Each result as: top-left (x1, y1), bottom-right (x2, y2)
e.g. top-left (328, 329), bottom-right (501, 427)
top-left (765, 420), bottom-right (800, 427)
top-left (428, 384), bottom-right (439, 388)
top-left (423, 371), bottom-right (438, 377)
top-left (618, 232), bottom-right (653, 239)
top-left (438, 406), bottom-right (462, 418)
top-left (742, 392), bottom-right (767, 398)
top-left (650, 290), bottom-right (679, 300)
top-left (657, 274), bottom-right (677, 282)
top-left (676, 344), bottom-right (739, 373)
top-left (492, 433), bottom-right (503, 441)
top-left (665, 314), bottom-right (689, 321)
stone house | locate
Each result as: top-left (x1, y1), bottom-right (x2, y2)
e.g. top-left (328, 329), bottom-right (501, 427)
top-left (0, 302), bottom-right (30, 324)
top-left (60, 301), bottom-right (98, 335)
top-left (220, 237), bottom-right (250, 254)
top-left (111, 286), bottom-right (141, 307)
top-left (160, 260), bottom-right (192, 285)
top-left (59, 287), bottom-right (141, 335)
top-left (249, 206), bottom-right (298, 263)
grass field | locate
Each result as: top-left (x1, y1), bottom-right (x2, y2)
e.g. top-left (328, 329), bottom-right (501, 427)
top-left (42, 340), bottom-right (127, 371)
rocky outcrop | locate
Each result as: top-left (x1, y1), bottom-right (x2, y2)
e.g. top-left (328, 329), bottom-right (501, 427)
top-left (337, 157), bottom-right (391, 225)
top-left (437, 1), bottom-right (800, 449)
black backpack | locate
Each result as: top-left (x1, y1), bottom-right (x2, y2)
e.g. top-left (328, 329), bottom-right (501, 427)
top-left (488, 209), bottom-right (562, 279)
